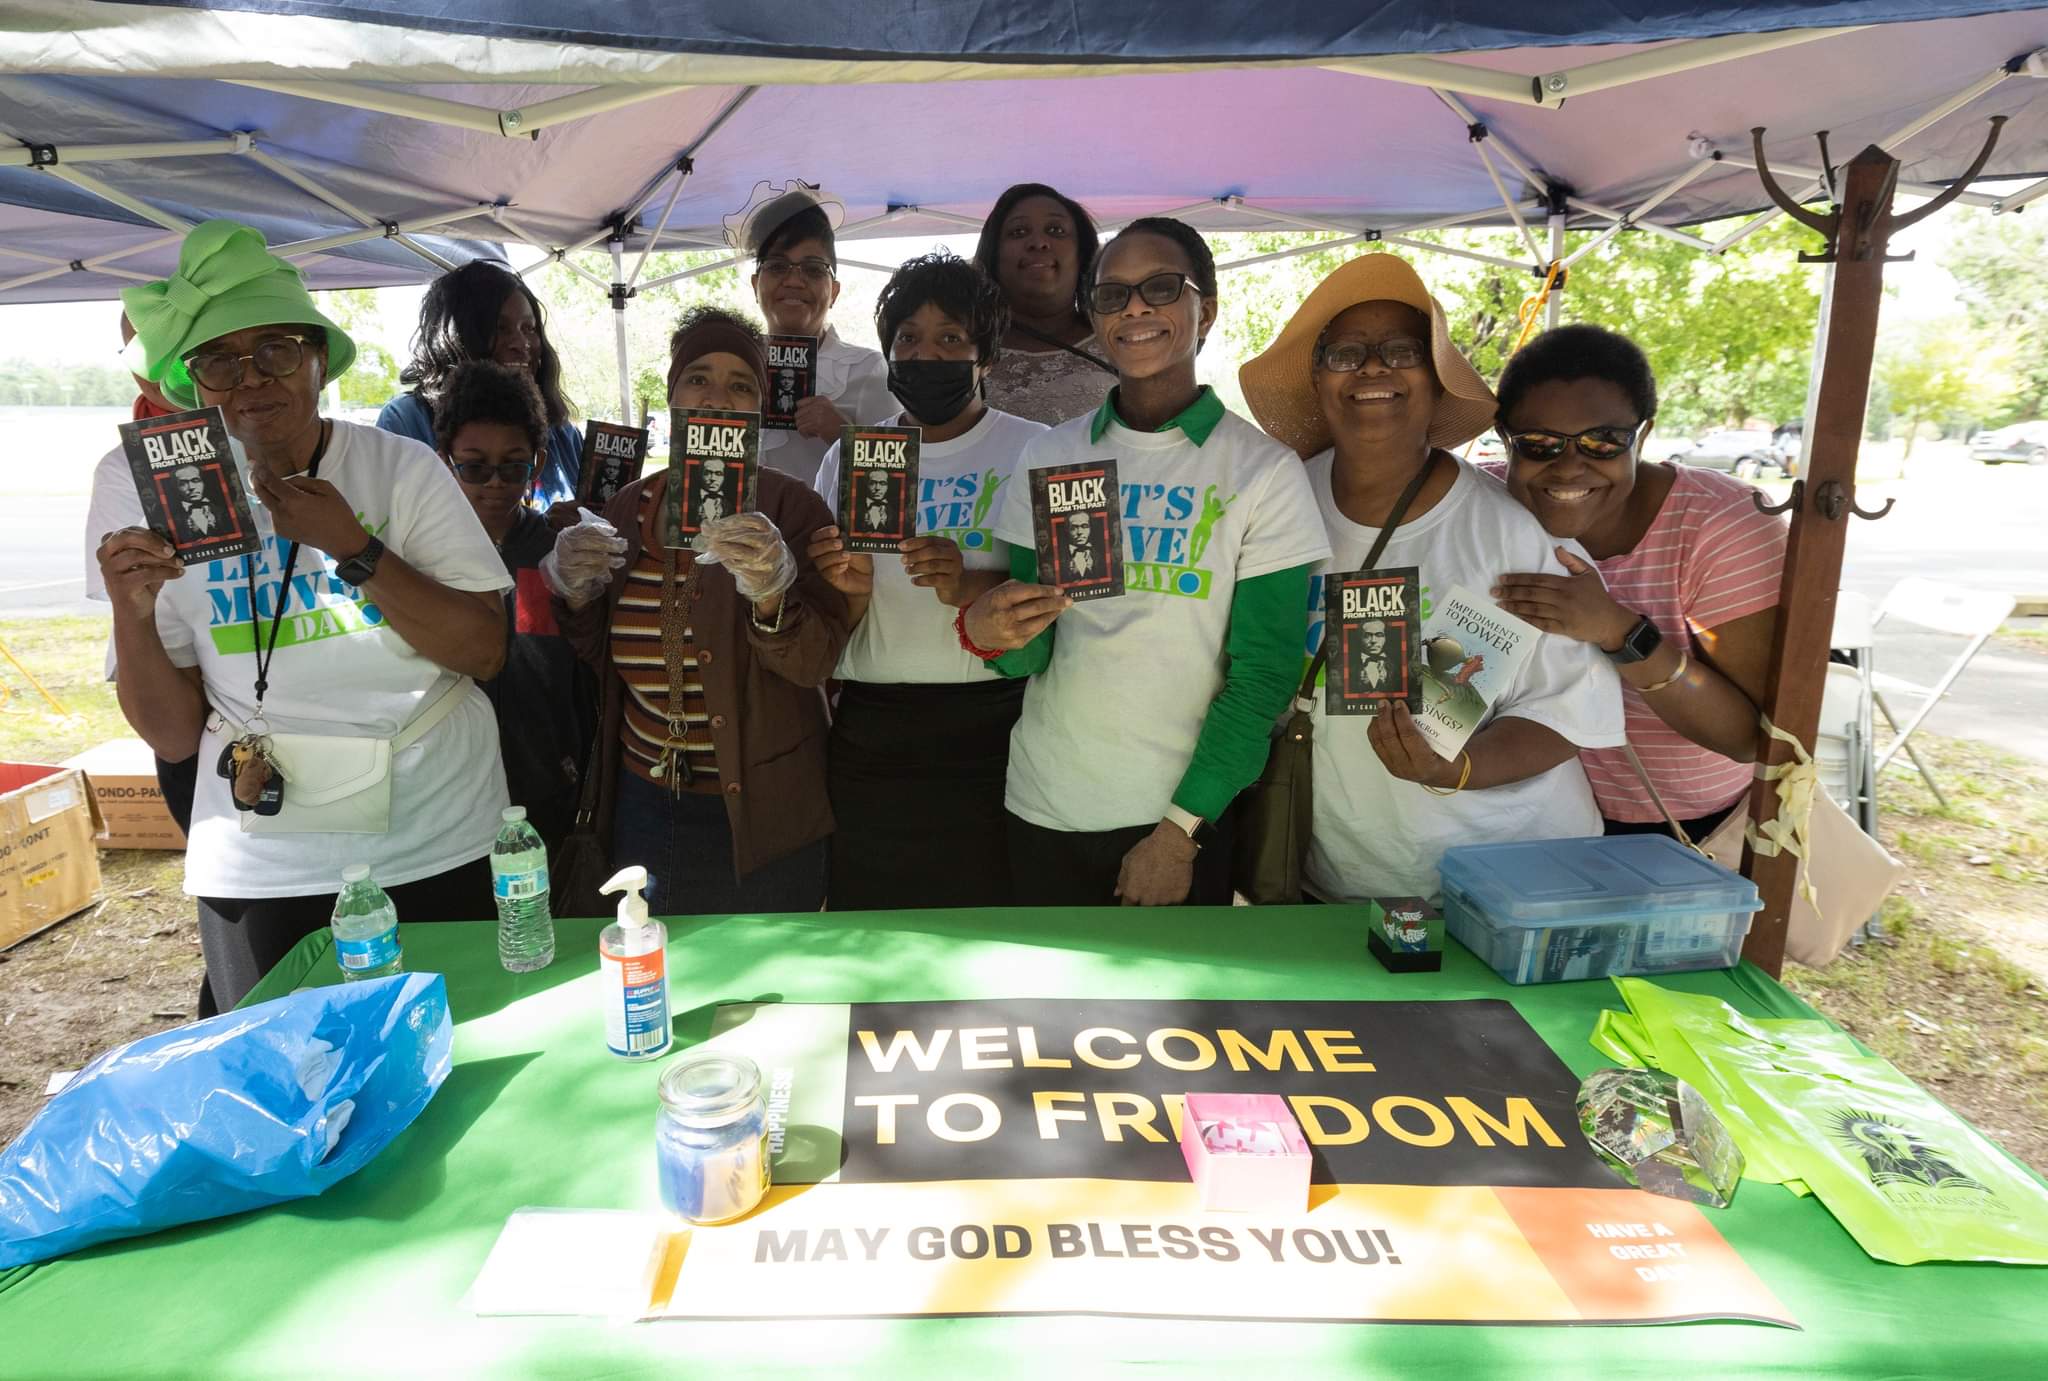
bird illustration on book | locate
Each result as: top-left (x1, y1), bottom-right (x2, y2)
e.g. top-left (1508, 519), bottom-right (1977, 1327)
top-left (1423, 636), bottom-right (1485, 702)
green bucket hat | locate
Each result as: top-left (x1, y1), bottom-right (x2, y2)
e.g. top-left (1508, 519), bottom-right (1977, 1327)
top-left (120, 219), bottom-right (356, 410)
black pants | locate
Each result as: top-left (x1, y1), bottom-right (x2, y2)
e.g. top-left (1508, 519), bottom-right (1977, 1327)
top-left (1603, 800), bottom-right (1739, 846)
top-left (197, 856), bottom-right (492, 1011)
top-left (1006, 809), bottom-right (1235, 907)
top-left (828, 678), bottom-right (1024, 911)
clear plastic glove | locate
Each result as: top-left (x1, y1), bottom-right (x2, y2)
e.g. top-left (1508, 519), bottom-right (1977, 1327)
top-left (697, 512), bottom-right (797, 604)
top-left (539, 507), bottom-right (627, 604)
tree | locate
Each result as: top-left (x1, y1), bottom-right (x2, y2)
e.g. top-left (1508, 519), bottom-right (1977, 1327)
top-left (315, 287), bottom-right (401, 410)
top-left (1940, 208), bottom-right (2048, 425)
top-left (1875, 316), bottom-right (2015, 457)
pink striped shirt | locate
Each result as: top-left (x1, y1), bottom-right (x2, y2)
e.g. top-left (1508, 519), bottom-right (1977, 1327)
top-left (1581, 465), bottom-right (1788, 821)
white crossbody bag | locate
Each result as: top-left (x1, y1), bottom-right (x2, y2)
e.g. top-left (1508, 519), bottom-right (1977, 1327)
top-left (209, 674), bottom-right (473, 835)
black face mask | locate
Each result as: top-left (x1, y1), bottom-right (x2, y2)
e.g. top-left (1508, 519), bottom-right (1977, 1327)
top-left (887, 359), bottom-right (979, 427)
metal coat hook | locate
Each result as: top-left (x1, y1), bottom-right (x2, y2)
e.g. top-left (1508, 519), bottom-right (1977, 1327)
top-left (1891, 115), bottom-right (2008, 230)
top-left (1750, 128), bottom-right (1836, 237)
top-left (1752, 480), bottom-right (1803, 516)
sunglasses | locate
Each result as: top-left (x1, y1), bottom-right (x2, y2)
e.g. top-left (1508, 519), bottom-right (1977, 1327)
top-left (759, 256), bottom-right (835, 284)
top-left (449, 460), bottom-right (535, 486)
top-left (1086, 270), bottom-right (1198, 316)
top-left (1315, 336), bottom-right (1428, 374)
top-left (1503, 422), bottom-right (1648, 462)
top-left (184, 334), bottom-right (313, 393)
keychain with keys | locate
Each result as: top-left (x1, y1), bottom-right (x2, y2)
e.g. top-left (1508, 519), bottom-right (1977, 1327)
top-left (216, 725), bottom-right (285, 815)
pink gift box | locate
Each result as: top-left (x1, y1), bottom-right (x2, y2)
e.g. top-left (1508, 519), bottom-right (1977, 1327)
top-left (1178, 1093), bottom-right (1313, 1213)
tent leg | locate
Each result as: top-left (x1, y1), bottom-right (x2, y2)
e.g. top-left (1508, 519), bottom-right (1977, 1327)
top-left (1740, 145), bottom-right (1901, 977)
top-left (1545, 213), bottom-right (1565, 329)
top-left (610, 232), bottom-right (633, 425)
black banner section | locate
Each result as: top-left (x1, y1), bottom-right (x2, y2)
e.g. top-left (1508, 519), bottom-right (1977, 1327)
top-left (838, 998), bottom-right (1620, 1189)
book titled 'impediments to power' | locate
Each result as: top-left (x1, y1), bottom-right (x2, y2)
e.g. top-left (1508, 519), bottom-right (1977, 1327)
top-left (664, 407), bottom-right (759, 550)
top-left (1029, 459), bottom-right (1124, 601)
top-left (763, 334), bottom-right (817, 431)
top-left (1413, 583), bottom-right (1538, 758)
top-left (119, 406), bottom-right (260, 563)
top-left (1323, 566), bottom-right (1421, 716)
top-left (837, 423), bottom-right (921, 553)
top-left (576, 420), bottom-right (649, 509)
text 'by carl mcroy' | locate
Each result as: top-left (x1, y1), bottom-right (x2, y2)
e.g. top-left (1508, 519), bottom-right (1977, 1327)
top-left (1046, 475), bottom-right (1107, 513)
top-left (755, 1222), bottom-right (1404, 1266)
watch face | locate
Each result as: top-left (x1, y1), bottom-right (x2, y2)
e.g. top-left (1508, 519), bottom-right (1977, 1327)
top-left (1624, 616), bottom-right (1662, 660)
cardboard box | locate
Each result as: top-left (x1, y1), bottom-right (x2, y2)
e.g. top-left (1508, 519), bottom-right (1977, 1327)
top-left (61, 739), bottom-right (188, 851)
top-left (1178, 1092), bottom-right (1312, 1213)
top-left (0, 764), bottom-right (105, 951)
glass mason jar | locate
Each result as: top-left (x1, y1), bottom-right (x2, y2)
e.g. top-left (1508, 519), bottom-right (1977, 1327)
top-left (656, 1052), bottom-right (770, 1224)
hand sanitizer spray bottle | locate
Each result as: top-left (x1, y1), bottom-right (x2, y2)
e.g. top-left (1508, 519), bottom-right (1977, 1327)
top-left (598, 866), bottom-right (672, 1061)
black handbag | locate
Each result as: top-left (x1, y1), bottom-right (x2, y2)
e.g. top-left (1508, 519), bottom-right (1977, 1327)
top-left (548, 718), bottom-right (612, 919)
top-left (1229, 451), bottom-right (1441, 905)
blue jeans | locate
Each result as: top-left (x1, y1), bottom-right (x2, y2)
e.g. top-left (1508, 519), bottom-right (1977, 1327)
top-left (610, 770), bottom-right (827, 915)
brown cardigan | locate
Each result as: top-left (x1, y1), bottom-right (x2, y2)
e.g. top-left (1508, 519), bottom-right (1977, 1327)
top-left (558, 469), bottom-right (850, 880)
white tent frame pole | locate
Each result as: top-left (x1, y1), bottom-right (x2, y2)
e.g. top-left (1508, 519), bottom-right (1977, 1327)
top-left (0, 136), bottom-right (248, 168)
top-left (1431, 90), bottom-right (1552, 198)
top-left (37, 164), bottom-right (191, 233)
top-left (1526, 26), bottom-right (1863, 104)
top-left (1710, 151), bottom-right (2001, 208)
top-left (1545, 213), bottom-right (1567, 328)
top-left (634, 206), bottom-right (918, 291)
top-left (1708, 63), bottom-right (2015, 253)
top-left (225, 80), bottom-right (504, 135)
top-left (610, 234), bottom-right (632, 424)
top-left (1218, 233), bottom-right (1378, 272)
top-left (491, 207), bottom-right (612, 293)
top-left (1993, 174), bottom-right (2048, 213)
top-left (1216, 197), bottom-right (1539, 273)
top-left (1565, 196), bottom-right (1718, 252)
top-left (242, 145), bottom-right (458, 273)
top-left (274, 203), bottom-right (495, 259)
top-left (1472, 137), bottom-right (1544, 261)
top-left (627, 163), bottom-right (689, 288)
top-left (1380, 233), bottom-right (1540, 272)
top-left (1559, 159), bottom-right (1717, 269)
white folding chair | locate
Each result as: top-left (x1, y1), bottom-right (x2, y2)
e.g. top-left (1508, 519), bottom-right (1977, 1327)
top-left (1869, 578), bottom-right (2017, 807)
top-left (1829, 591), bottom-right (1878, 833)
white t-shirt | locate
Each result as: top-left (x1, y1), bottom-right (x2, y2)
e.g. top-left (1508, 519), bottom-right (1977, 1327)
top-left (92, 420), bottom-right (513, 899)
top-left (815, 406), bottom-right (1047, 684)
top-left (758, 327), bottom-right (896, 487)
top-left (1301, 453), bottom-right (1627, 903)
top-left (992, 401), bottom-right (1331, 832)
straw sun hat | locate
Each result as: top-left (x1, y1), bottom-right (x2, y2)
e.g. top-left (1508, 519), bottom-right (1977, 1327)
top-left (1239, 252), bottom-right (1496, 458)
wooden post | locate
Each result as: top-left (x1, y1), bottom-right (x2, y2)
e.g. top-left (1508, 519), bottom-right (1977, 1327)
top-left (1740, 146), bottom-right (1899, 975)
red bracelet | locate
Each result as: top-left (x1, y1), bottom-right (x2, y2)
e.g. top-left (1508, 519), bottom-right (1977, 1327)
top-left (955, 606), bottom-right (1003, 662)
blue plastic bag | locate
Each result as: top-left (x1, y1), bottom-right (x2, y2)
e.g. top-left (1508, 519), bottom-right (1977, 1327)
top-left (0, 972), bottom-right (452, 1268)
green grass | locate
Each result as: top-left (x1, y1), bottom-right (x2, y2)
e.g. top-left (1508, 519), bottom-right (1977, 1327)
top-left (0, 615), bottom-right (124, 764)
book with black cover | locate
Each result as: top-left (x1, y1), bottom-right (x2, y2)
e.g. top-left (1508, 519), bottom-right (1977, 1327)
top-left (1029, 458), bottom-right (1124, 601)
top-left (836, 423), bottom-right (921, 553)
top-left (1322, 566), bottom-right (1422, 716)
top-left (118, 406), bottom-right (259, 563)
top-left (763, 334), bottom-right (817, 431)
top-left (576, 420), bottom-right (649, 509)
top-left (664, 407), bottom-right (760, 550)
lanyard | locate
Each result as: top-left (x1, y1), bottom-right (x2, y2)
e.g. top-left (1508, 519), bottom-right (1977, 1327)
top-left (246, 421), bottom-right (331, 713)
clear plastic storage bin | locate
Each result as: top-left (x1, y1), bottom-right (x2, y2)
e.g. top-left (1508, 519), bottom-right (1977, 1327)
top-left (1439, 834), bottom-right (1761, 985)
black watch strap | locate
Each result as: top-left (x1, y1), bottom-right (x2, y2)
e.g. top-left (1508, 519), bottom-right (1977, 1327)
top-left (336, 534), bottom-right (385, 586)
top-left (1607, 613), bottom-right (1662, 665)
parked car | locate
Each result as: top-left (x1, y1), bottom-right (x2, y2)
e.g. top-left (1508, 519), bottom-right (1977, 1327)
top-left (1969, 421), bottom-right (2048, 465)
top-left (1669, 429), bottom-right (1785, 479)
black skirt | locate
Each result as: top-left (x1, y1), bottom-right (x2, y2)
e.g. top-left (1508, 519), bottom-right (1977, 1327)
top-left (826, 677), bottom-right (1026, 911)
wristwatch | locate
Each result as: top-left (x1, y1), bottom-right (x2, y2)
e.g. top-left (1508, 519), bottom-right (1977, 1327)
top-left (334, 534), bottom-right (385, 587)
top-left (1164, 803), bottom-right (1218, 851)
top-left (1607, 613), bottom-right (1663, 665)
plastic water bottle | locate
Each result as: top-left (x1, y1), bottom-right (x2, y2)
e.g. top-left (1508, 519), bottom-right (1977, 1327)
top-left (492, 806), bottom-right (556, 973)
top-left (332, 864), bottom-right (401, 981)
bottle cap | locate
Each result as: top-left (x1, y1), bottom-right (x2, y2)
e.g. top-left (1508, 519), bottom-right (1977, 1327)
top-left (600, 865), bottom-right (652, 929)
top-left (501, 805), bottom-right (527, 823)
top-left (341, 863), bottom-right (370, 884)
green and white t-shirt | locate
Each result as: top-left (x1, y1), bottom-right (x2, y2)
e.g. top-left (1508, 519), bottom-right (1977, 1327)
top-left (992, 389), bottom-right (1331, 832)
top-left (99, 420), bottom-right (513, 899)
top-left (815, 406), bottom-right (1047, 684)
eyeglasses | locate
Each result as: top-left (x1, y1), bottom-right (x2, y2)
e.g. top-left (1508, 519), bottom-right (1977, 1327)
top-left (1503, 422), bottom-right (1648, 462)
top-left (759, 256), bottom-right (835, 284)
top-left (184, 334), bottom-right (313, 392)
top-left (449, 460), bottom-right (535, 486)
top-left (1086, 271), bottom-right (1198, 315)
top-left (1315, 336), bottom-right (1427, 373)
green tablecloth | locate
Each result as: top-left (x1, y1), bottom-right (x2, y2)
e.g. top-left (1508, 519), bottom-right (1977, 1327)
top-left (3, 905), bottom-right (2042, 1379)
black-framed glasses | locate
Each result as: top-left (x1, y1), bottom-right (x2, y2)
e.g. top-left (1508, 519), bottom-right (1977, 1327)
top-left (184, 334), bottom-right (313, 392)
top-left (1503, 421), bottom-right (1649, 462)
top-left (1315, 336), bottom-right (1427, 373)
top-left (449, 460), bottom-right (535, 486)
top-left (759, 256), bottom-right (835, 283)
top-left (1086, 270), bottom-right (1197, 315)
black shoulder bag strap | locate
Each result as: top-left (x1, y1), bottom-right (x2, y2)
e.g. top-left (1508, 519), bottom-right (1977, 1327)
top-left (1008, 320), bottom-right (1116, 375)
